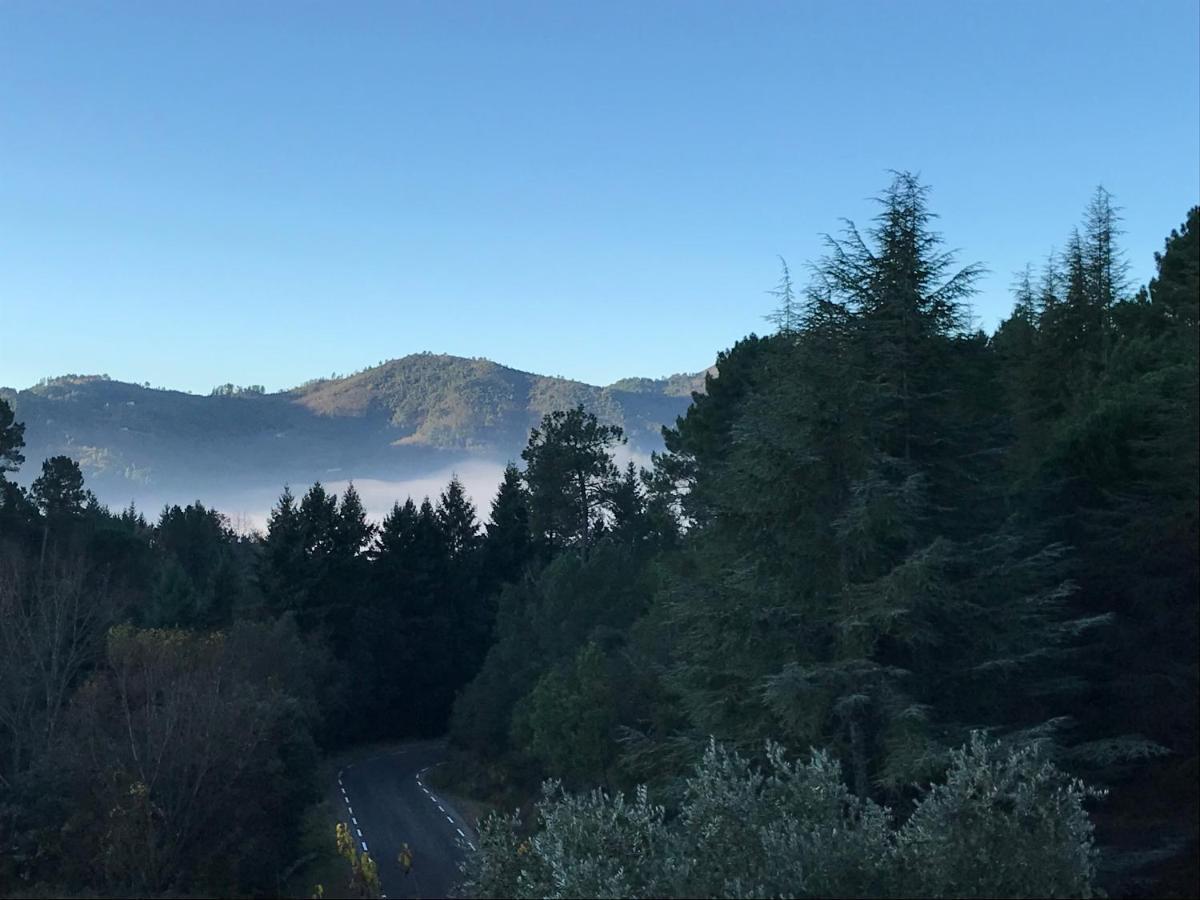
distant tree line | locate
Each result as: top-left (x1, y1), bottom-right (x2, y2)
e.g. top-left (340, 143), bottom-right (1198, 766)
top-left (0, 174), bottom-right (1194, 897)
top-left (210, 382), bottom-right (267, 396)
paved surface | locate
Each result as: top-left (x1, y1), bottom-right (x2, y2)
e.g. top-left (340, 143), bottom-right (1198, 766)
top-left (334, 741), bottom-right (476, 899)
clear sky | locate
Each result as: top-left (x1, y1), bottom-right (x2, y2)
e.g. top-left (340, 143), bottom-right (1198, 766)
top-left (2, 1), bottom-right (1197, 394)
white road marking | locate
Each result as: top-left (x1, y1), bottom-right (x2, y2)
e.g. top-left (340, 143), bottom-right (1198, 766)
top-left (352, 817), bottom-right (358, 826)
top-left (348, 806), bottom-right (353, 815)
top-left (446, 815), bottom-right (454, 823)
top-left (437, 805), bottom-right (445, 812)
top-left (361, 841), bottom-right (368, 852)
top-left (468, 842), bottom-right (476, 850)
top-left (430, 795), bottom-right (438, 802)
top-left (357, 827), bottom-right (363, 838)
top-left (456, 827), bottom-right (465, 837)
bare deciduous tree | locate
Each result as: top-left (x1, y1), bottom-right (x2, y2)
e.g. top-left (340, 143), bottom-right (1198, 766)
top-left (0, 542), bottom-right (112, 787)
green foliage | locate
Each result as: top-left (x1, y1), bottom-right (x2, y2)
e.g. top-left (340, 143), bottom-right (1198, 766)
top-left (463, 736), bottom-right (1100, 899)
top-left (654, 174), bottom-right (1085, 800)
top-left (293, 352), bottom-right (691, 452)
top-left (447, 179), bottom-right (1197, 896)
top-left (209, 382), bottom-right (266, 396)
top-left (513, 643), bottom-right (620, 783)
top-left (522, 404), bottom-right (625, 549)
top-left (996, 202), bottom-right (1198, 890)
top-left (438, 474), bottom-right (481, 558)
top-left (482, 462), bottom-right (535, 589)
top-left (146, 502), bottom-right (243, 628)
top-left (2, 356), bottom-right (696, 506)
top-left (336, 821), bottom-right (381, 898)
top-left (45, 622), bottom-right (320, 895)
top-left (258, 481), bottom-right (376, 637)
top-left (30, 455), bottom-right (89, 517)
top-left (451, 540), bottom-right (661, 765)
top-left (3, 178), bottom-right (1196, 898)
top-left (0, 397), bottom-right (24, 476)
top-left (675, 740), bottom-right (893, 898)
top-left (894, 733), bottom-right (1103, 898)
top-left (333, 825), bottom-right (379, 900)
top-left (354, 494), bottom-right (458, 737)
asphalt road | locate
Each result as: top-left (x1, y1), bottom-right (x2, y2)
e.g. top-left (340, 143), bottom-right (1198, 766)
top-left (334, 741), bottom-right (477, 899)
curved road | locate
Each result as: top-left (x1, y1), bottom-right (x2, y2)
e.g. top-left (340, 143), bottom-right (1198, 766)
top-left (334, 741), bottom-right (477, 899)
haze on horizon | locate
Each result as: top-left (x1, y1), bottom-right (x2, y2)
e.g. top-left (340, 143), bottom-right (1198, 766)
top-left (2, 1), bottom-right (1198, 396)
top-left (2, 4), bottom-right (1198, 899)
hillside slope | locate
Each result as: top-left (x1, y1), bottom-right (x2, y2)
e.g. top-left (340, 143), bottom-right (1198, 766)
top-left (1, 354), bottom-right (706, 512)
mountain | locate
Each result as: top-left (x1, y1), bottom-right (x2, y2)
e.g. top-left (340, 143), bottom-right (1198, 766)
top-left (0, 353), bottom-right (709, 519)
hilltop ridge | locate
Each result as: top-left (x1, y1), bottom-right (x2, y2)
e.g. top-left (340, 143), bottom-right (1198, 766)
top-left (0, 353), bottom-right (709, 512)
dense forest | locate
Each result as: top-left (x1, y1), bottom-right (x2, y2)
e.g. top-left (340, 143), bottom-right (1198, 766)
top-left (0, 174), bottom-right (1195, 897)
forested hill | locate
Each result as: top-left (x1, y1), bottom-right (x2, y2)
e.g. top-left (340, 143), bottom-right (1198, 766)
top-left (0, 354), bottom-right (708, 509)
top-left (0, 177), bottom-right (1195, 899)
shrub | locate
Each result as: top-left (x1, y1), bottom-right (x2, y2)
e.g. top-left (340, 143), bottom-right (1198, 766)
top-left (459, 735), bottom-right (1101, 899)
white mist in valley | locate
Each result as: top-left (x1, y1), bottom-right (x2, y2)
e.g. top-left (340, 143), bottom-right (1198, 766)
top-left (213, 459), bottom-right (512, 534)
top-left (100, 448), bottom-right (655, 536)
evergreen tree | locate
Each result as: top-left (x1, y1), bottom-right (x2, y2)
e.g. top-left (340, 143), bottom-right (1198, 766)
top-left (765, 257), bottom-right (800, 334)
top-left (258, 485), bottom-right (306, 617)
top-left (361, 495), bottom-right (456, 735)
top-left (521, 405), bottom-right (625, 550)
top-left (437, 475), bottom-right (487, 678)
top-left (658, 173), bottom-right (1084, 797)
top-left (335, 483), bottom-right (375, 562)
top-left (0, 401), bottom-right (35, 536)
top-left (437, 475), bottom-right (480, 559)
top-left (299, 482), bottom-right (339, 561)
top-left (149, 502), bottom-right (240, 628)
top-left (483, 462), bottom-right (534, 589)
top-left (652, 334), bottom-right (772, 528)
top-left (605, 461), bottom-right (648, 545)
top-left (373, 498), bottom-right (419, 573)
top-left (30, 456), bottom-right (88, 518)
top-left (0, 398), bottom-right (25, 478)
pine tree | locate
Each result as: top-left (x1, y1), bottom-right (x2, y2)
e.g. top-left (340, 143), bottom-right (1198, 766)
top-left (360, 495), bottom-right (457, 735)
top-left (299, 482), bottom-right (339, 560)
top-left (765, 257), bottom-right (800, 334)
top-left (660, 173), bottom-right (1084, 797)
top-left (521, 405), bottom-right (624, 550)
top-left (605, 461), bottom-right (647, 545)
top-left (335, 483), bottom-right (375, 561)
top-left (653, 334), bottom-right (772, 528)
top-left (0, 398), bottom-right (25, 478)
top-left (437, 475), bottom-right (480, 559)
top-left (373, 498), bottom-right (419, 572)
top-left (259, 486), bottom-right (306, 618)
top-left (1083, 186), bottom-right (1128, 316)
top-left (483, 463), bottom-right (534, 588)
top-left (31, 456), bottom-right (88, 518)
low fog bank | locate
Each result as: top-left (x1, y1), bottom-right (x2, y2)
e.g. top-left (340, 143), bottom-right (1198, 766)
top-left (80, 459), bottom-right (506, 535)
top-left (75, 447), bottom-right (656, 536)
top-left (323, 459), bottom-right (512, 529)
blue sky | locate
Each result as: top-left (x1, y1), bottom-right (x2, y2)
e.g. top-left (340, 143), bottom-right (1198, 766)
top-left (2, 1), bottom-right (1197, 394)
